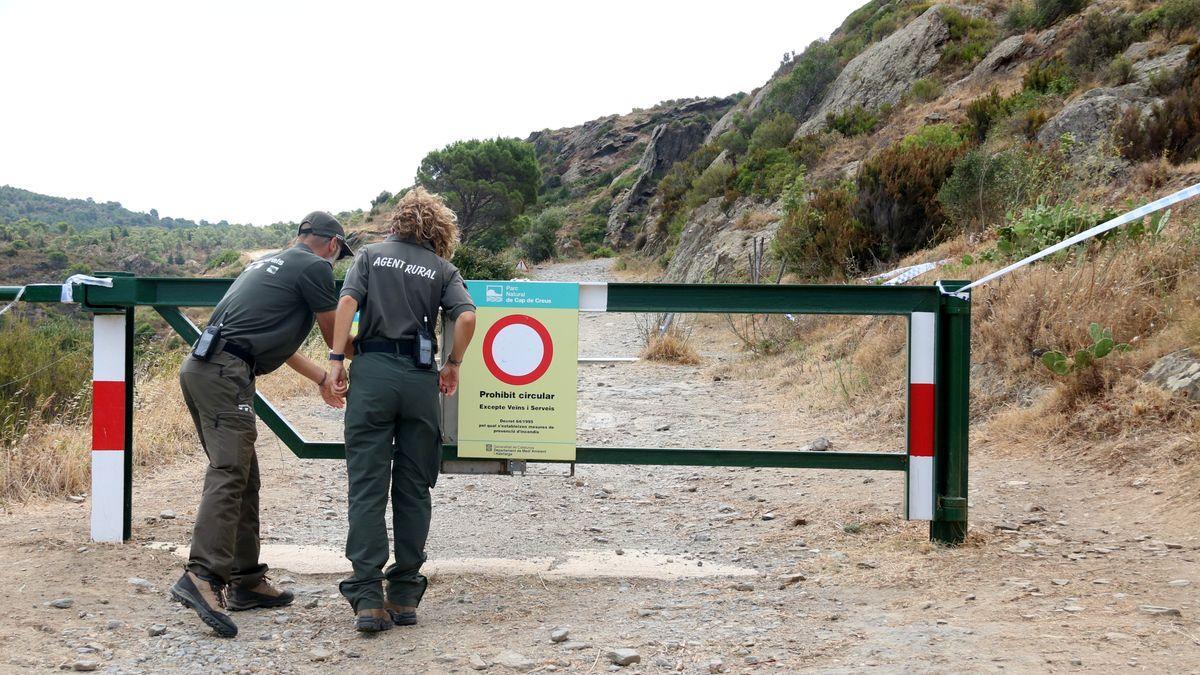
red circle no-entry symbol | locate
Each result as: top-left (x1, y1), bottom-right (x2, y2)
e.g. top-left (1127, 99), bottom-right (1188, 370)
top-left (481, 314), bottom-right (554, 386)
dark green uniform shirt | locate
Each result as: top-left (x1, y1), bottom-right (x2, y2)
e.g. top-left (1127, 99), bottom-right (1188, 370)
top-left (340, 235), bottom-right (475, 343)
top-left (209, 243), bottom-right (338, 375)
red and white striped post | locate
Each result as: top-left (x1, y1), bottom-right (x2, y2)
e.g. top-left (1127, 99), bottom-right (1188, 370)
top-left (906, 311), bottom-right (936, 520)
top-left (91, 311), bottom-right (133, 541)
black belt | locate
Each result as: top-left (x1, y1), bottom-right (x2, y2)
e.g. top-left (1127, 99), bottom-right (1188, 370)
top-left (218, 339), bottom-right (256, 370)
top-left (356, 337), bottom-right (415, 355)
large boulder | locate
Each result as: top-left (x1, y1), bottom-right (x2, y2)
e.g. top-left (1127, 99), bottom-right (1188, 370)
top-left (797, 5), bottom-right (960, 136)
top-left (1143, 350), bottom-right (1200, 400)
top-left (1129, 43), bottom-right (1193, 84)
top-left (663, 197), bottom-right (781, 282)
top-left (1035, 83), bottom-right (1154, 153)
top-left (970, 34), bottom-right (1032, 80)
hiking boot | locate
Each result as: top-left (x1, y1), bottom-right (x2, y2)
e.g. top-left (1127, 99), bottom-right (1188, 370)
top-left (227, 577), bottom-right (294, 611)
top-left (384, 601), bottom-right (417, 626)
top-left (355, 608), bottom-right (392, 633)
top-left (170, 570), bottom-right (237, 638)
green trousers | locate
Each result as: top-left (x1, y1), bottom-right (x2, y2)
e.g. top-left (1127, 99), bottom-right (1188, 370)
top-left (179, 351), bottom-right (268, 588)
top-left (339, 352), bottom-right (442, 611)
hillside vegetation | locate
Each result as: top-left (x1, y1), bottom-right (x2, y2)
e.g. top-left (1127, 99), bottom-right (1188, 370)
top-left (3, 0), bottom-right (1199, 504)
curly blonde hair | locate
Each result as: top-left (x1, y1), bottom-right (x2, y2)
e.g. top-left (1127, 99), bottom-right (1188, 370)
top-left (387, 187), bottom-right (460, 259)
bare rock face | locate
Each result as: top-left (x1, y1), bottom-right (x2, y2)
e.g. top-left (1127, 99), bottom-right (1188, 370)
top-left (797, 4), bottom-right (957, 136)
top-left (970, 35), bottom-right (1031, 80)
top-left (662, 197), bottom-right (781, 282)
top-left (1035, 83), bottom-right (1153, 154)
top-left (1130, 44), bottom-right (1193, 84)
top-left (530, 97), bottom-right (734, 202)
top-left (1143, 350), bottom-right (1200, 400)
top-left (606, 117), bottom-right (713, 245)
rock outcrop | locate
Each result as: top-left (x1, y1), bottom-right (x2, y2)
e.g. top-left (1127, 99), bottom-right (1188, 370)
top-left (1143, 350), bottom-right (1200, 400)
top-left (1035, 83), bottom-right (1153, 153)
top-left (1128, 43), bottom-right (1193, 84)
top-left (663, 197), bottom-right (781, 282)
top-left (797, 5), bottom-right (958, 136)
top-left (606, 117), bottom-right (714, 245)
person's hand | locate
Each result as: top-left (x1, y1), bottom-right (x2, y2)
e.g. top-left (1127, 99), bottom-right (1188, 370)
top-left (329, 362), bottom-right (348, 396)
top-left (319, 371), bottom-right (345, 409)
top-left (439, 363), bottom-right (459, 396)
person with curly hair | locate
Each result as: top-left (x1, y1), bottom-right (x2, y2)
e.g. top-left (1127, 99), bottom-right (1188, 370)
top-left (327, 187), bottom-right (477, 632)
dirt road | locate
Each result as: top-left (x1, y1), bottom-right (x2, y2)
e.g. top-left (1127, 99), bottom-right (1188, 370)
top-left (1, 258), bottom-right (1197, 673)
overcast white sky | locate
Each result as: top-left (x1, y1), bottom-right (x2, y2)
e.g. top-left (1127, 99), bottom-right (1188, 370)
top-left (0, 1), bottom-right (862, 225)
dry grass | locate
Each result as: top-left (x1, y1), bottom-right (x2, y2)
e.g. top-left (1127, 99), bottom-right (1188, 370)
top-left (727, 200), bottom-right (1200, 497)
top-left (1, 329), bottom-right (334, 506)
top-left (638, 315), bottom-right (702, 365)
top-left (0, 357), bottom-right (196, 506)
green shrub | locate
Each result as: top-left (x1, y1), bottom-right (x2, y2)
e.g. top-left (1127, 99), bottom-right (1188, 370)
top-left (748, 112), bottom-right (798, 152)
top-left (733, 149), bottom-right (801, 197)
top-left (1108, 55), bottom-right (1136, 84)
top-left (655, 143), bottom-right (722, 234)
top-left (1023, 59), bottom-right (1076, 95)
top-left (995, 199), bottom-right (1118, 259)
top-left (519, 208), bottom-right (561, 263)
top-left (774, 177), bottom-right (869, 278)
top-left (826, 104), bottom-right (886, 137)
top-left (717, 130), bottom-right (749, 156)
top-left (938, 145), bottom-right (1061, 232)
top-left (1065, 11), bottom-right (1141, 72)
top-left (205, 249), bottom-right (241, 271)
top-left (0, 313), bottom-right (91, 445)
top-left (577, 215), bottom-right (607, 249)
top-left (856, 131), bottom-right (967, 256)
top-left (908, 78), bottom-right (944, 102)
top-left (589, 246), bottom-right (615, 258)
top-left (692, 160), bottom-right (736, 201)
top-left (965, 88), bottom-right (1008, 143)
top-left (1035, 0), bottom-right (1087, 28)
top-left (900, 123), bottom-right (966, 150)
top-left (1132, 6), bottom-right (1164, 35)
top-left (1115, 46), bottom-right (1200, 164)
top-left (450, 244), bottom-right (516, 280)
top-left (1161, 0), bottom-right (1200, 39)
top-left (1005, 2), bottom-right (1037, 30)
top-left (939, 7), bottom-right (999, 68)
top-left (766, 41), bottom-right (839, 120)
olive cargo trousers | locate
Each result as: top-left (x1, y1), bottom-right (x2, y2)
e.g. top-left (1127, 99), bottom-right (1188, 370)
top-left (179, 351), bottom-right (268, 588)
top-left (339, 352), bottom-right (442, 611)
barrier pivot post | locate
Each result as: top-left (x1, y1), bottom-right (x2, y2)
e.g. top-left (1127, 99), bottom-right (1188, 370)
top-left (931, 281), bottom-right (970, 545)
top-left (89, 272), bottom-right (135, 542)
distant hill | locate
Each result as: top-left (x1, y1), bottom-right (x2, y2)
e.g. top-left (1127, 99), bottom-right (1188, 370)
top-left (0, 185), bottom-right (210, 230)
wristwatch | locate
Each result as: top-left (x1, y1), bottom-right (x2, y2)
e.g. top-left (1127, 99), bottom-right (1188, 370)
top-left (447, 356), bottom-right (463, 366)
top-left (328, 352), bottom-right (345, 362)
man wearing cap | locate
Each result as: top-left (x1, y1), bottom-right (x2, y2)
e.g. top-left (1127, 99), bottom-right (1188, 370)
top-left (169, 211), bottom-right (353, 638)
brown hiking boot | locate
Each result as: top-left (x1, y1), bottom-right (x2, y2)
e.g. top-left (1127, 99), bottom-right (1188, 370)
top-left (355, 608), bottom-right (392, 633)
top-left (227, 577), bottom-right (295, 611)
top-left (170, 570), bottom-right (237, 638)
top-left (384, 601), bottom-right (417, 626)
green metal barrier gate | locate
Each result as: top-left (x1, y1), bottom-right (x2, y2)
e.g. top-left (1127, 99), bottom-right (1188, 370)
top-left (0, 275), bottom-right (971, 546)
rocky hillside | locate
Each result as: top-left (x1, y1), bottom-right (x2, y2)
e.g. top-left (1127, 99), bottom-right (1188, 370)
top-left (522, 0), bottom-right (1198, 283)
top-left (526, 96), bottom-right (739, 256)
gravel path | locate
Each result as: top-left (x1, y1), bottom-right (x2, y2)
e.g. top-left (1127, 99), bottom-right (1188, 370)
top-left (0, 258), bottom-right (1197, 673)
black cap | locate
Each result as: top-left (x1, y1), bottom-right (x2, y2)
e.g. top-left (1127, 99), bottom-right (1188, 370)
top-left (298, 211), bottom-right (353, 260)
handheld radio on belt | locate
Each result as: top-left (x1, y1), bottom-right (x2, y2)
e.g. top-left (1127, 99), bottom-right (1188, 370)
top-left (192, 323), bottom-right (222, 360)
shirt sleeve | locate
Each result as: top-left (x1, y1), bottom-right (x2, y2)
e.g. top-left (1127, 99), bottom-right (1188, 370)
top-left (340, 250), bottom-right (370, 305)
top-left (440, 266), bottom-right (475, 320)
top-left (298, 259), bottom-right (339, 313)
